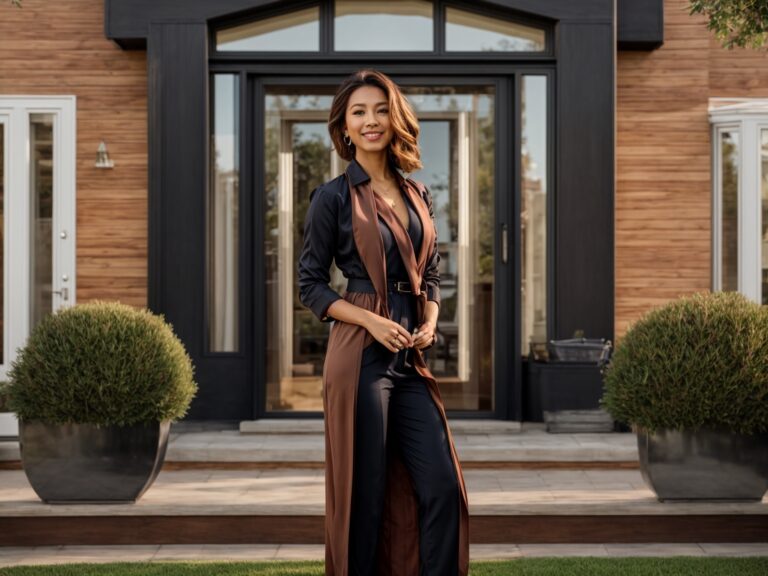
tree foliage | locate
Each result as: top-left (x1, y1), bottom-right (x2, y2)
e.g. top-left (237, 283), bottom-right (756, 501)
top-left (689, 0), bottom-right (768, 49)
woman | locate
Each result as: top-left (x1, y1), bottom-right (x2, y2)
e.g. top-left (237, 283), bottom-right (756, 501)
top-left (298, 69), bottom-right (469, 576)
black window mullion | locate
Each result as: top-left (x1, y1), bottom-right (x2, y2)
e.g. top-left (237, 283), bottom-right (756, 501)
top-left (434, 0), bottom-right (444, 54)
top-left (320, 0), bottom-right (333, 53)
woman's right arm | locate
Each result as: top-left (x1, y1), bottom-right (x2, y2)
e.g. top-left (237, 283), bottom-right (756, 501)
top-left (298, 186), bottom-right (344, 323)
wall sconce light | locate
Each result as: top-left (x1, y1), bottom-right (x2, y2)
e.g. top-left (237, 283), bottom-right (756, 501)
top-left (95, 140), bottom-right (114, 169)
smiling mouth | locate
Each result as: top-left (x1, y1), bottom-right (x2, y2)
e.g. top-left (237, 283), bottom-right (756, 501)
top-left (363, 132), bottom-right (383, 141)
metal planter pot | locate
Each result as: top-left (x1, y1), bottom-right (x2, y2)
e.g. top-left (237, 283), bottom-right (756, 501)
top-left (637, 426), bottom-right (768, 501)
top-left (19, 419), bottom-right (171, 503)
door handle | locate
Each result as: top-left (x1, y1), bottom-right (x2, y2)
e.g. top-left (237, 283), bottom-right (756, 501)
top-left (501, 223), bottom-right (508, 264)
top-left (52, 287), bottom-right (69, 301)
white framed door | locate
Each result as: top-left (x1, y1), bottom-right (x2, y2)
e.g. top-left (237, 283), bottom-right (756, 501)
top-left (0, 96), bottom-right (76, 394)
top-left (710, 99), bottom-right (768, 303)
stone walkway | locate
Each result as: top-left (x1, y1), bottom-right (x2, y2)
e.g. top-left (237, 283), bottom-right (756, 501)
top-left (2, 467), bottom-right (767, 516)
top-left (1, 543), bottom-right (767, 567)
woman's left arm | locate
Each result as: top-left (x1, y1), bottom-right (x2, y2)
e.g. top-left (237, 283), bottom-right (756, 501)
top-left (414, 184), bottom-right (440, 350)
top-left (422, 184), bottom-right (441, 312)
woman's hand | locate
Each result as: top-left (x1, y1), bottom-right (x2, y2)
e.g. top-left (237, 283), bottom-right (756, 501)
top-left (365, 314), bottom-right (414, 353)
top-left (412, 320), bottom-right (437, 350)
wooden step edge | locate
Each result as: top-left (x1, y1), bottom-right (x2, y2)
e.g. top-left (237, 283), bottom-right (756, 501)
top-left (164, 460), bottom-right (641, 470)
top-left (0, 460), bottom-right (640, 471)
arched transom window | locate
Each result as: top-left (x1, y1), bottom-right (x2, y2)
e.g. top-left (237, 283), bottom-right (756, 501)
top-left (214, 0), bottom-right (550, 55)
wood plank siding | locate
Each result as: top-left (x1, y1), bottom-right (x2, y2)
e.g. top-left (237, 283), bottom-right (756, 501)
top-left (0, 0), bottom-right (147, 307)
top-left (615, 0), bottom-right (768, 337)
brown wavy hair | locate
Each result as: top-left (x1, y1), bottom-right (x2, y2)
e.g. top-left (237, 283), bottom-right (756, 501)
top-left (328, 69), bottom-right (422, 173)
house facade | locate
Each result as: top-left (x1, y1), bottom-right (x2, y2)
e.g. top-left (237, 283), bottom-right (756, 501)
top-left (0, 0), bottom-right (765, 424)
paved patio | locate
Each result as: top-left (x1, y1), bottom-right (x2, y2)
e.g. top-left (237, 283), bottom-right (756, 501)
top-left (1, 421), bottom-right (766, 565)
top-left (1, 467), bottom-right (766, 517)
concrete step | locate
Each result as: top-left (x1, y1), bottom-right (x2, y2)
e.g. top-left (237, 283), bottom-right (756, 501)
top-left (164, 429), bottom-right (638, 464)
top-left (0, 423), bottom-right (639, 465)
top-left (239, 418), bottom-right (523, 435)
top-left (1, 467), bottom-right (765, 546)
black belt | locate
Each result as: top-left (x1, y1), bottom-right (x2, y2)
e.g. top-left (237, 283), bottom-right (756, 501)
top-left (347, 277), bottom-right (413, 294)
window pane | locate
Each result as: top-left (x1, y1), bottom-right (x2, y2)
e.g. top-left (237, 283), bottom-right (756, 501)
top-left (29, 114), bottom-right (54, 332)
top-left (406, 86), bottom-right (496, 411)
top-left (762, 129), bottom-right (768, 304)
top-left (335, 0), bottom-right (433, 52)
top-left (264, 89), bottom-right (340, 412)
top-left (520, 76), bottom-right (547, 357)
top-left (445, 7), bottom-right (545, 52)
top-left (208, 75), bottom-right (240, 352)
top-left (721, 130), bottom-right (739, 292)
top-left (216, 7), bottom-right (320, 52)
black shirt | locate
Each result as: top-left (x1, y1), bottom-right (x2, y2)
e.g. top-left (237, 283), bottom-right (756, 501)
top-left (298, 159), bottom-right (440, 323)
top-left (383, 191), bottom-right (422, 282)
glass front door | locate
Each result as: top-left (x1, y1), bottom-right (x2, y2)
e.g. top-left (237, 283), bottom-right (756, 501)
top-left (262, 83), bottom-right (496, 413)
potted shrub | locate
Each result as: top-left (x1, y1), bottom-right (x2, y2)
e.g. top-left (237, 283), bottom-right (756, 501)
top-left (601, 291), bottom-right (768, 501)
top-left (5, 300), bottom-right (197, 503)
top-left (0, 380), bottom-right (18, 439)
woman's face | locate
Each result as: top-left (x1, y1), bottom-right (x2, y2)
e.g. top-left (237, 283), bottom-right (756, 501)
top-left (344, 85), bottom-right (393, 158)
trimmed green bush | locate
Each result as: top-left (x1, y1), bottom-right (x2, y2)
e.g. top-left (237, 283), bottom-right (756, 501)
top-left (6, 300), bottom-right (197, 426)
top-left (601, 291), bottom-right (768, 434)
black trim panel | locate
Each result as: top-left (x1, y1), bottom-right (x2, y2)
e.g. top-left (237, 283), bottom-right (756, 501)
top-left (106, 0), bottom-right (661, 51)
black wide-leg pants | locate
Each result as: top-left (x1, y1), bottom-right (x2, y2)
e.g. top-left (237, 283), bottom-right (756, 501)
top-left (348, 290), bottom-right (460, 576)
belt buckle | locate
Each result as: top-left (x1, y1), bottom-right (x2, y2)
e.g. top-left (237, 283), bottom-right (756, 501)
top-left (395, 280), bottom-right (411, 293)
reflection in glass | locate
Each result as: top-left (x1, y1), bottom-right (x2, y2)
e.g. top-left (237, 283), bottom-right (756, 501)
top-left (216, 6), bottom-right (320, 51)
top-left (721, 130), bottom-right (739, 292)
top-left (264, 88), bottom-right (342, 411)
top-left (445, 7), bottom-right (545, 52)
top-left (29, 114), bottom-right (54, 332)
top-left (0, 125), bottom-right (4, 363)
top-left (264, 86), bottom-right (495, 412)
top-left (208, 75), bottom-right (240, 352)
top-left (520, 76), bottom-right (547, 356)
top-left (761, 130), bottom-right (768, 304)
top-left (408, 87), bottom-right (495, 411)
top-left (335, 0), bottom-right (433, 52)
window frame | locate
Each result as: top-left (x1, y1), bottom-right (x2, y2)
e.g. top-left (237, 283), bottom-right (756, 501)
top-left (710, 98), bottom-right (768, 304)
top-left (209, 0), bottom-right (554, 60)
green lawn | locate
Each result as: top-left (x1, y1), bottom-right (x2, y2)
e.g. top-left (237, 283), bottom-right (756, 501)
top-left (1, 558), bottom-right (767, 575)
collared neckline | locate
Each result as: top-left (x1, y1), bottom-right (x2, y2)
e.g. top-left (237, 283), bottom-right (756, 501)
top-left (345, 157), bottom-right (408, 190)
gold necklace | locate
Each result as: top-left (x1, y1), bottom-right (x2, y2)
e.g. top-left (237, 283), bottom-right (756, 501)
top-left (372, 183), bottom-right (399, 208)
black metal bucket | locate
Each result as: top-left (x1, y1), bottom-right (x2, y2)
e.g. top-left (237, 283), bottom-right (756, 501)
top-left (548, 337), bottom-right (612, 364)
